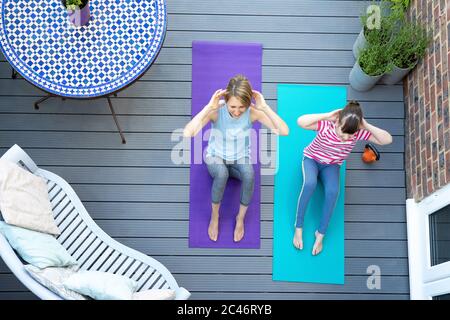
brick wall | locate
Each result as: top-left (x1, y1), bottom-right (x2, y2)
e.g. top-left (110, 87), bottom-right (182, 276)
top-left (404, 0), bottom-right (449, 201)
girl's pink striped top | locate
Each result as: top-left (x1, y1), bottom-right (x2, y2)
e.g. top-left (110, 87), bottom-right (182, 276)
top-left (303, 120), bottom-right (372, 165)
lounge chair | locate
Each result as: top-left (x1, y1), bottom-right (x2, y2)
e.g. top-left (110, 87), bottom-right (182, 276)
top-left (0, 145), bottom-right (191, 300)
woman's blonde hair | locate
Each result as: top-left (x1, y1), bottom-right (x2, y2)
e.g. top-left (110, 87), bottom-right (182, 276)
top-left (224, 75), bottom-right (253, 108)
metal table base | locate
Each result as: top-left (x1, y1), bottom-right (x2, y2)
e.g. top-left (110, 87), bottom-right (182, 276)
top-left (12, 67), bottom-right (127, 144)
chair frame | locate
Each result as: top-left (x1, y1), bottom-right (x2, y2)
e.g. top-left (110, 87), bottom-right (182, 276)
top-left (0, 145), bottom-right (190, 300)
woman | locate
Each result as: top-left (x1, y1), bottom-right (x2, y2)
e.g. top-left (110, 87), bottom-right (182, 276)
top-left (294, 100), bottom-right (392, 255)
top-left (183, 75), bottom-right (289, 242)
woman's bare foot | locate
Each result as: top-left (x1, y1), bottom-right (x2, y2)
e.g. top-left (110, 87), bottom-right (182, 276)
top-left (208, 214), bottom-right (219, 241)
top-left (312, 230), bottom-right (324, 255)
top-left (293, 228), bottom-right (303, 250)
top-left (234, 216), bottom-right (245, 242)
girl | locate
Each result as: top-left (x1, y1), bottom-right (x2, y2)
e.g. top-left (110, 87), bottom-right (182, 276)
top-left (293, 100), bottom-right (392, 255)
top-left (183, 75), bottom-right (289, 242)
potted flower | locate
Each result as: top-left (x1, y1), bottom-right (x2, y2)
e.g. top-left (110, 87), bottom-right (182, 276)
top-left (350, 39), bottom-right (392, 91)
top-left (380, 22), bottom-right (430, 84)
top-left (63, 0), bottom-right (90, 27)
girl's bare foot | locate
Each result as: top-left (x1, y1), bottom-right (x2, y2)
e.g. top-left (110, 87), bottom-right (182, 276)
top-left (312, 230), bottom-right (324, 255)
top-left (293, 228), bottom-right (303, 250)
top-left (234, 216), bottom-right (245, 242)
top-left (208, 214), bottom-right (219, 241)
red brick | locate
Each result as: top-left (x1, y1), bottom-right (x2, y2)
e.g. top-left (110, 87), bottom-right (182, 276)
top-left (443, 74), bottom-right (449, 100)
top-left (446, 151), bottom-right (450, 183)
top-left (422, 169), bottom-right (428, 198)
top-left (420, 121), bottom-right (426, 144)
top-left (426, 131), bottom-right (432, 159)
top-left (431, 112), bottom-right (438, 140)
top-left (428, 2), bottom-right (433, 25)
top-left (427, 156), bottom-right (433, 180)
top-left (419, 68), bottom-right (424, 94)
top-left (424, 78), bottom-right (430, 103)
top-left (438, 123), bottom-right (445, 152)
top-left (416, 138), bottom-right (422, 166)
top-left (427, 178), bottom-right (434, 194)
top-left (431, 84), bottom-right (436, 113)
top-left (448, 52), bottom-right (450, 74)
top-left (440, 172), bottom-right (446, 188)
top-left (429, 57), bottom-right (435, 84)
top-left (433, 160), bottom-right (439, 189)
top-left (434, 8), bottom-right (440, 36)
top-left (422, 150), bottom-right (427, 170)
top-left (435, 64), bottom-right (442, 93)
top-left (441, 0), bottom-right (446, 13)
top-left (444, 99), bottom-right (449, 127)
top-left (447, 51), bottom-right (450, 70)
top-left (411, 172), bottom-right (417, 195)
top-left (442, 25), bottom-right (448, 69)
top-left (445, 129), bottom-right (450, 157)
top-left (435, 42), bottom-right (441, 67)
top-left (447, 0), bottom-right (450, 19)
top-left (423, 52), bottom-right (429, 75)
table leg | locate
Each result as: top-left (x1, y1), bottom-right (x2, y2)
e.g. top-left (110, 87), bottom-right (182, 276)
top-left (107, 96), bottom-right (126, 144)
top-left (11, 68), bottom-right (18, 79)
top-left (34, 94), bottom-right (53, 110)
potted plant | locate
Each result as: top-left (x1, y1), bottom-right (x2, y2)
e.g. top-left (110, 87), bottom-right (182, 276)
top-left (63, 0), bottom-right (90, 27)
top-left (353, 0), bottom-right (405, 58)
top-left (350, 39), bottom-right (392, 91)
top-left (389, 0), bottom-right (411, 13)
top-left (380, 21), bottom-right (430, 84)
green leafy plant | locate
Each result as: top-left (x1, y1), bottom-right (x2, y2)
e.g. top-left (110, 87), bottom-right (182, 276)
top-left (361, 1), bottom-right (401, 45)
top-left (358, 40), bottom-right (392, 76)
top-left (63, 0), bottom-right (88, 11)
top-left (387, 0), bottom-right (411, 13)
top-left (389, 22), bottom-right (431, 69)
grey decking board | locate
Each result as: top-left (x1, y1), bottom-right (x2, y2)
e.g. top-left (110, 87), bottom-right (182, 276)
top-left (0, 273), bottom-right (409, 294)
top-left (0, 97), bottom-right (405, 118)
top-left (116, 82), bottom-right (404, 101)
top-left (0, 79), bottom-right (403, 101)
top-left (167, 15), bottom-right (361, 34)
top-left (167, 0), bottom-right (368, 17)
top-left (112, 238), bottom-right (409, 258)
top-left (0, 256), bottom-right (408, 275)
top-left (65, 184), bottom-right (405, 204)
top-left (0, 132), bottom-right (406, 153)
top-left (0, 114), bottom-right (404, 135)
top-left (0, 292), bottom-right (37, 300)
top-left (92, 219), bottom-right (407, 239)
top-left (32, 166), bottom-right (405, 188)
top-left (190, 292), bottom-right (410, 300)
top-left (82, 202), bottom-right (406, 222)
top-left (0, 148), bottom-right (404, 170)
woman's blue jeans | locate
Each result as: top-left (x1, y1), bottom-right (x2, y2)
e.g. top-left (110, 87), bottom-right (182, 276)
top-left (206, 156), bottom-right (255, 206)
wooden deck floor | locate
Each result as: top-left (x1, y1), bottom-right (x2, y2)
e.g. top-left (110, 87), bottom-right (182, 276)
top-left (0, 0), bottom-right (409, 299)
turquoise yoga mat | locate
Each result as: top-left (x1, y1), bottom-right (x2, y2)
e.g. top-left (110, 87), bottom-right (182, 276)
top-left (273, 84), bottom-right (346, 285)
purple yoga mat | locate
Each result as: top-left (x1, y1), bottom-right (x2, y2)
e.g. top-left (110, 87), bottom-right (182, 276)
top-left (189, 41), bottom-right (262, 248)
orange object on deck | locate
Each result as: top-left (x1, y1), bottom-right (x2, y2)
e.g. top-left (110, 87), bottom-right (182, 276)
top-left (362, 143), bottom-right (380, 163)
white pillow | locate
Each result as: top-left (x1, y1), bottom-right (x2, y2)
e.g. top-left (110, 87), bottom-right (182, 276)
top-left (24, 265), bottom-right (88, 300)
top-left (0, 221), bottom-right (77, 268)
top-left (132, 289), bottom-right (176, 300)
top-left (0, 159), bottom-right (60, 235)
top-left (63, 271), bottom-right (138, 300)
